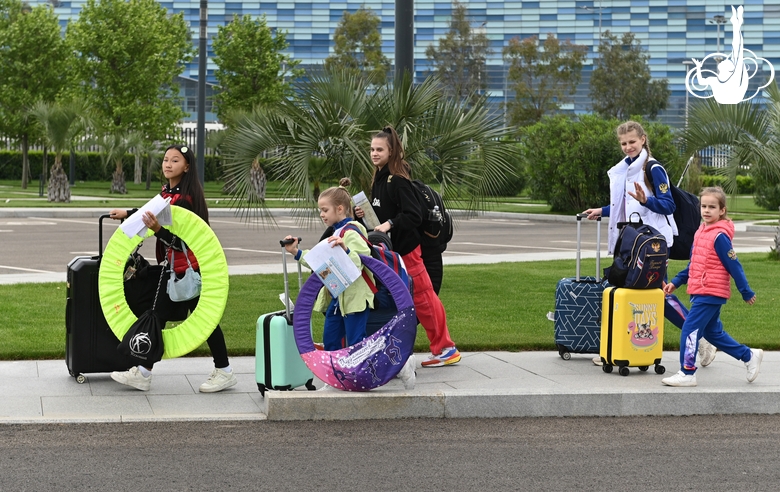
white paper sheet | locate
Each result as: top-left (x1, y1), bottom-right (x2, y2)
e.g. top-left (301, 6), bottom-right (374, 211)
top-left (303, 238), bottom-right (362, 297)
top-left (119, 195), bottom-right (172, 239)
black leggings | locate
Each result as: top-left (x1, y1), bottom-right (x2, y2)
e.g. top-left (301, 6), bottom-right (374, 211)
top-left (139, 273), bottom-right (230, 369)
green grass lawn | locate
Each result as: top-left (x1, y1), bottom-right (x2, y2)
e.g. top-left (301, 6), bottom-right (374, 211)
top-left (2, 254), bottom-right (778, 360)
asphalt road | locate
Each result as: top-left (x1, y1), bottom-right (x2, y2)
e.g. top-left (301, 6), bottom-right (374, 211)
top-left (0, 214), bottom-right (775, 276)
top-left (1, 415), bottom-right (779, 491)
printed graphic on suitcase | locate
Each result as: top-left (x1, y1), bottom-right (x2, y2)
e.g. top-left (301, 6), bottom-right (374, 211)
top-left (555, 277), bottom-right (605, 357)
top-left (554, 214), bottom-right (605, 360)
top-left (599, 287), bottom-right (666, 376)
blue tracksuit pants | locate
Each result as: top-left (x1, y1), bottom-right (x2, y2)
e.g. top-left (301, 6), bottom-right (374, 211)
top-left (679, 297), bottom-right (751, 375)
top-left (322, 298), bottom-right (370, 351)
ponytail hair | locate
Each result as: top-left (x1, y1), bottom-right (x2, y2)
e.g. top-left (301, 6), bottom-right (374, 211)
top-left (372, 126), bottom-right (411, 181)
top-left (319, 177), bottom-right (354, 218)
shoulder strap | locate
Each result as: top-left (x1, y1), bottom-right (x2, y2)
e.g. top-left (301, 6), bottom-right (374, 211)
top-left (338, 224), bottom-right (378, 293)
top-left (644, 159), bottom-right (672, 227)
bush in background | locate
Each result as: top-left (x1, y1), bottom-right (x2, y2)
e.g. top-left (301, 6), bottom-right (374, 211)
top-left (519, 114), bottom-right (681, 212)
top-left (0, 150), bottom-right (224, 182)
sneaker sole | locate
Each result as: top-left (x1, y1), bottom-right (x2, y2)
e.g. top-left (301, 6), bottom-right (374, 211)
top-left (421, 353), bottom-right (461, 368)
top-left (199, 377), bottom-right (238, 393)
top-left (110, 373), bottom-right (150, 391)
top-left (661, 379), bottom-right (697, 387)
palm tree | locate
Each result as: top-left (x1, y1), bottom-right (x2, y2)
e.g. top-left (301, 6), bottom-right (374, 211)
top-left (28, 99), bottom-right (92, 202)
top-left (220, 71), bottom-right (519, 225)
top-left (682, 82), bottom-right (780, 194)
top-left (93, 128), bottom-right (143, 194)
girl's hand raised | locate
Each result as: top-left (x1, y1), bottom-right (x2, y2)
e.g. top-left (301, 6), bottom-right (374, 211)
top-left (627, 182), bottom-right (647, 205)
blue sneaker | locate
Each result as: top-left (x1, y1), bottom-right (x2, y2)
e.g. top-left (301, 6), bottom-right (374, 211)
top-left (421, 346), bottom-right (461, 367)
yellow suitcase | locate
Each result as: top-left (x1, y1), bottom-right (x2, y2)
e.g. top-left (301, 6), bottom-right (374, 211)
top-left (599, 287), bottom-right (666, 376)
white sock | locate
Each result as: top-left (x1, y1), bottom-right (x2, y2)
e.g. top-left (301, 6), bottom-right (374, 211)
top-left (218, 365), bottom-right (232, 373)
top-left (137, 366), bottom-right (152, 377)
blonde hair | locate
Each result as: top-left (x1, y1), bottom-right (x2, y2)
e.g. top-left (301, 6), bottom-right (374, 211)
top-left (318, 177), bottom-right (354, 217)
top-left (700, 186), bottom-right (729, 220)
top-left (618, 120), bottom-right (654, 188)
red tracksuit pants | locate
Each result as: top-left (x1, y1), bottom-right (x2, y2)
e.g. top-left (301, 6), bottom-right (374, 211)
top-left (402, 245), bottom-right (455, 355)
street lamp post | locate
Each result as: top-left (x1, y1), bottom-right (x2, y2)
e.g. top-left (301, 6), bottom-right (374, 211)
top-left (708, 14), bottom-right (727, 54)
top-left (579, 3), bottom-right (605, 59)
top-left (682, 60), bottom-right (694, 129)
top-left (196, 0), bottom-right (207, 186)
top-left (475, 21), bottom-right (487, 96)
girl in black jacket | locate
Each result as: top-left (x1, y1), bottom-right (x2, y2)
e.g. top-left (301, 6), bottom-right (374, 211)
top-left (357, 127), bottom-right (460, 368)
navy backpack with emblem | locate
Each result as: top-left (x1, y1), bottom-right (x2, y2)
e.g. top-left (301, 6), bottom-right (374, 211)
top-left (604, 213), bottom-right (667, 289)
top-left (645, 158), bottom-right (701, 260)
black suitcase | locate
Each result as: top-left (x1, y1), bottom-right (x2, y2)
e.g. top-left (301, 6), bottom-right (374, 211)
top-left (65, 214), bottom-right (137, 383)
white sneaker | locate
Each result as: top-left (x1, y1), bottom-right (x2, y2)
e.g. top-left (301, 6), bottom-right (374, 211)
top-left (746, 349), bottom-right (763, 383)
top-left (397, 355), bottom-right (416, 390)
top-left (111, 366), bottom-right (152, 391)
top-left (199, 368), bottom-right (237, 393)
top-left (317, 383), bottom-right (337, 392)
top-left (698, 338), bottom-right (717, 367)
top-left (592, 356), bottom-right (603, 366)
top-left (661, 371), bottom-right (697, 387)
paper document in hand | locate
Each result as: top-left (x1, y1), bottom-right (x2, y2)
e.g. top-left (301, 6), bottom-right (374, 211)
top-left (303, 239), bottom-right (361, 298)
top-left (119, 195), bottom-right (172, 239)
top-left (352, 191), bottom-right (380, 230)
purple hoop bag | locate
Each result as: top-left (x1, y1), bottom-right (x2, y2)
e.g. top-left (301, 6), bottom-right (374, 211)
top-left (292, 254), bottom-right (417, 391)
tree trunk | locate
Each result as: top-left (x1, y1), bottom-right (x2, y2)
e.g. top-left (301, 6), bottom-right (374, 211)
top-left (249, 159), bottom-right (267, 202)
top-left (21, 134), bottom-right (29, 189)
top-left (47, 156), bottom-right (71, 203)
top-left (42, 146), bottom-right (49, 187)
top-left (134, 152), bottom-right (142, 185)
top-left (146, 154), bottom-right (153, 191)
top-left (111, 160), bottom-right (127, 194)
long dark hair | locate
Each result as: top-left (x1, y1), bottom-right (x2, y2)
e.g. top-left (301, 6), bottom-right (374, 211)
top-left (372, 126), bottom-right (411, 181)
top-left (166, 144), bottom-right (209, 223)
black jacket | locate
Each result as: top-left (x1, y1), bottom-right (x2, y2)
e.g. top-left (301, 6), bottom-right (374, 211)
top-left (370, 165), bottom-right (422, 256)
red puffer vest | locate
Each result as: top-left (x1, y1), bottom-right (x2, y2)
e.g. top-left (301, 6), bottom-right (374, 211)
top-left (687, 220), bottom-right (734, 299)
top-left (158, 189), bottom-right (200, 274)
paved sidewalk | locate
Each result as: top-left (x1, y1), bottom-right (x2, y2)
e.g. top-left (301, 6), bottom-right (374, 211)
top-left (2, 350), bottom-right (778, 424)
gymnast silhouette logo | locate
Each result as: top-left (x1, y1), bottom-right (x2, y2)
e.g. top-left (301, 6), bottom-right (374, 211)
top-left (384, 334), bottom-right (403, 365)
top-left (685, 6), bottom-right (775, 104)
top-left (129, 333), bottom-right (152, 356)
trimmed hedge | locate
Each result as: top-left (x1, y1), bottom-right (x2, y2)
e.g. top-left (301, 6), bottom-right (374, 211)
top-left (700, 174), bottom-right (754, 194)
top-left (0, 150), bottom-right (224, 182)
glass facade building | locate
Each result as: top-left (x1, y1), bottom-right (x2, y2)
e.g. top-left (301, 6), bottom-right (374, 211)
top-left (32, 0), bottom-right (780, 126)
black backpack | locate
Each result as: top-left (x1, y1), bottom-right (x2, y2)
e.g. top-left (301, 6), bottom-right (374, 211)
top-left (644, 159), bottom-right (701, 261)
top-left (604, 214), bottom-right (668, 289)
top-left (411, 179), bottom-right (453, 253)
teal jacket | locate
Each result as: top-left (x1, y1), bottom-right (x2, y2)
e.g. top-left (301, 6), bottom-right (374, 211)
top-left (297, 220), bottom-right (375, 315)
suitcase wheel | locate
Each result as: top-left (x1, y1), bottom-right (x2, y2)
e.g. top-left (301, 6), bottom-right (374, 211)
top-left (619, 366), bottom-right (630, 377)
top-left (602, 364), bottom-right (613, 374)
top-left (76, 374), bottom-right (87, 384)
top-left (305, 379), bottom-right (316, 391)
top-left (257, 383), bottom-right (266, 396)
top-left (638, 366), bottom-right (649, 372)
top-left (654, 364), bottom-right (666, 375)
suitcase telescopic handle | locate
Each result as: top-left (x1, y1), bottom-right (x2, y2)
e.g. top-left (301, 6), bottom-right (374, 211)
top-left (575, 213), bottom-right (601, 282)
top-left (98, 214), bottom-right (111, 257)
top-left (280, 237), bottom-right (303, 320)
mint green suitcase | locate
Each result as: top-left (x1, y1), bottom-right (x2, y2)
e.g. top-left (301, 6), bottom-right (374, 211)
top-left (255, 239), bottom-right (315, 395)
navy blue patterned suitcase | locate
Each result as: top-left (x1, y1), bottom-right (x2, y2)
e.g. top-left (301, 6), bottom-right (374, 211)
top-left (554, 214), bottom-right (607, 360)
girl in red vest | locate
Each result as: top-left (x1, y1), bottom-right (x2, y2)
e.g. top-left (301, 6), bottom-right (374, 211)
top-left (108, 144), bottom-right (235, 393)
top-left (661, 187), bottom-right (760, 387)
